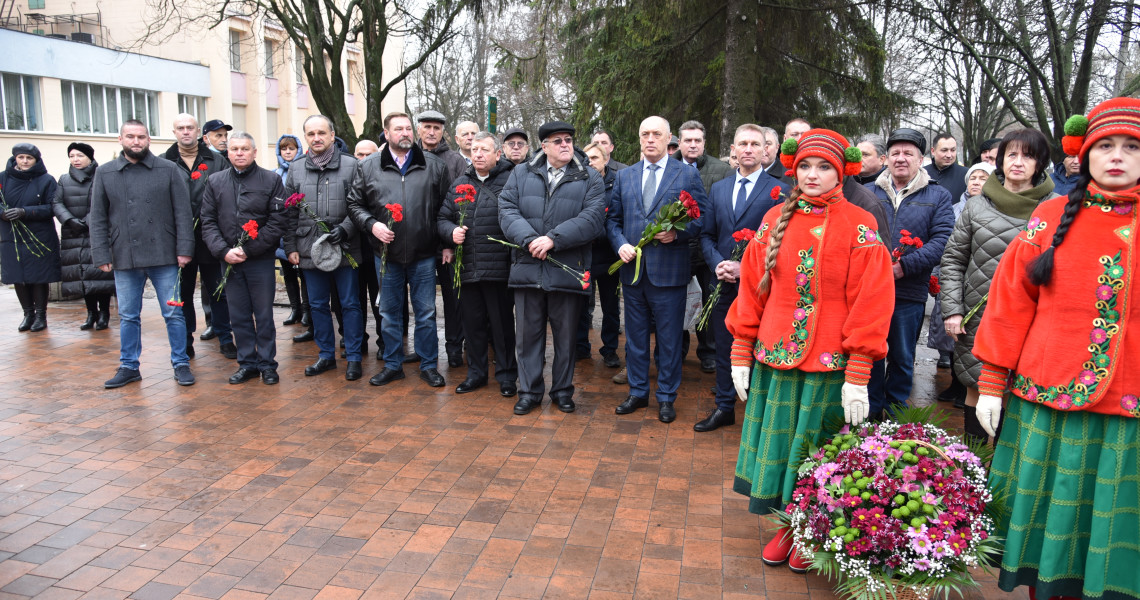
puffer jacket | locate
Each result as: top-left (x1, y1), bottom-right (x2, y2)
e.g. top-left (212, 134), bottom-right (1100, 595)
top-left (275, 134), bottom-right (303, 185)
top-left (347, 143), bottom-right (451, 265)
top-left (497, 152), bottom-right (606, 294)
top-left (426, 139), bottom-right (468, 183)
top-left (867, 168), bottom-right (955, 304)
top-left (200, 162), bottom-right (289, 262)
top-left (283, 150), bottom-right (362, 270)
top-left (53, 162), bottom-right (115, 297)
top-left (0, 157), bottom-right (61, 285)
top-left (437, 156), bottom-right (514, 284)
top-left (162, 139), bottom-right (231, 263)
top-left (939, 174), bottom-right (1058, 386)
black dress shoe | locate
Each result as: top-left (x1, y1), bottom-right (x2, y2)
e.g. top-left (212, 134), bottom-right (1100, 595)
top-left (513, 396), bottom-right (541, 415)
top-left (500, 382), bottom-right (518, 397)
top-left (556, 396), bottom-right (576, 413)
top-left (602, 353), bottom-right (621, 369)
top-left (200, 326), bottom-right (217, 341)
top-left (456, 378), bottom-right (487, 393)
top-left (293, 330), bottom-right (314, 343)
top-left (346, 361), bottom-right (362, 380)
top-left (369, 368), bottom-right (405, 386)
top-left (693, 408), bottom-right (736, 432)
top-left (448, 354), bottom-right (464, 368)
top-left (658, 403), bottom-right (676, 423)
top-left (615, 395), bottom-right (649, 415)
top-left (305, 358), bottom-right (337, 376)
top-left (700, 357), bottom-right (717, 373)
top-left (229, 368), bottom-right (260, 384)
top-left (420, 368), bottom-right (445, 387)
top-left (261, 369), bottom-right (280, 385)
top-left (219, 342), bottom-right (238, 360)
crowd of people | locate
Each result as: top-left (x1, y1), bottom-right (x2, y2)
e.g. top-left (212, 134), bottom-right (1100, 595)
top-left (2, 95), bottom-right (1139, 600)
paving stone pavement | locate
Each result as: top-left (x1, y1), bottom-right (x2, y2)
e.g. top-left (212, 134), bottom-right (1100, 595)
top-left (0, 285), bottom-right (1023, 599)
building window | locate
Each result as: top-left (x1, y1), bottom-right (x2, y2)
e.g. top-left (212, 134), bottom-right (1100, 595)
top-left (294, 45), bottom-right (304, 82)
top-left (62, 81), bottom-right (158, 135)
top-left (178, 94), bottom-right (207, 122)
top-left (229, 30), bottom-right (242, 72)
top-left (230, 104), bottom-right (247, 133)
top-left (266, 108), bottom-right (278, 142)
top-left (264, 40), bottom-right (277, 78)
top-left (1, 73), bottom-right (42, 131)
top-left (28, 0), bottom-right (46, 9)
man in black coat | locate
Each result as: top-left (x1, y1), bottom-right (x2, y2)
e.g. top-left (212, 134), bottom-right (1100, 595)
top-left (200, 132), bottom-right (289, 385)
top-left (164, 113), bottom-right (236, 359)
top-left (924, 132), bottom-right (969, 201)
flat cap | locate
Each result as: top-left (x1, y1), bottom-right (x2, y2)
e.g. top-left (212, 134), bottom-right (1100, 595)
top-left (886, 128), bottom-right (927, 155)
top-left (416, 110), bottom-right (447, 125)
top-left (538, 121), bottom-right (575, 142)
top-left (502, 127), bottom-right (529, 142)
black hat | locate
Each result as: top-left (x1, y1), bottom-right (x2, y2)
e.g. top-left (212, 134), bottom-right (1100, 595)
top-left (502, 127), bottom-right (528, 142)
top-left (11, 143), bottom-right (41, 160)
top-left (203, 119), bottom-right (233, 134)
top-left (668, 135), bottom-right (679, 148)
top-left (67, 142), bottom-right (95, 162)
top-left (415, 110), bottom-right (447, 125)
top-left (979, 137), bottom-right (1002, 153)
top-left (886, 128), bottom-right (927, 155)
top-left (538, 121), bottom-right (575, 142)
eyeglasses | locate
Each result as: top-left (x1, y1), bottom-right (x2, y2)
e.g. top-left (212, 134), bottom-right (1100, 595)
top-left (545, 137), bottom-right (574, 146)
top-left (505, 141), bottom-right (528, 148)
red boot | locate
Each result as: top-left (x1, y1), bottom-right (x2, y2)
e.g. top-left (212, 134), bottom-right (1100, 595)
top-left (762, 527), bottom-right (794, 566)
top-left (788, 546), bottom-right (811, 573)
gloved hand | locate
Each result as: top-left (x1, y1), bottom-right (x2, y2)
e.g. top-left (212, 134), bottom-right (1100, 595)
top-left (841, 382), bottom-right (869, 426)
top-left (3, 207), bottom-right (25, 221)
top-left (327, 226), bottom-right (347, 244)
top-left (732, 366), bottom-right (751, 402)
top-left (975, 394), bottom-right (1003, 437)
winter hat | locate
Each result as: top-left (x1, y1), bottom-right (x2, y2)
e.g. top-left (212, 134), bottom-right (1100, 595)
top-left (310, 233), bottom-right (343, 272)
top-left (779, 129), bottom-right (863, 177)
top-left (67, 142), bottom-right (95, 162)
top-left (964, 162), bottom-right (996, 183)
top-left (538, 121), bottom-right (575, 142)
top-left (1062, 97), bottom-right (1140, 159)
top-left (886, 128), bottom-right (927, 156)
top-left (11, 143), bottom-right (41, 161)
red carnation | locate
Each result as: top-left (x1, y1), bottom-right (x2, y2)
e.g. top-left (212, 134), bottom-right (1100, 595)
top-left (455, 184), bottom-right (477, 204)
top-left (384, 203), bottom-right (404, 223)
top-left (583, 271), bottom-right (591, 282)
top-left (929, 275), bottom-right (941, 295)
top-left (241, 220), bottom-right (259, 239)
top-left (770, 187), bottom-right (781, 200)
top-left (198, 164), bottom-right (208, 171)
top-left (732, 228), bottom-right (756, 243)
top-left (190, 171), bottom-right (201, 180)
top-left (900, 229), bottom-right (912, 237)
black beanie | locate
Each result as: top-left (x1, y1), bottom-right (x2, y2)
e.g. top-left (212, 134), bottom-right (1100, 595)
top-left (67, 142), bottom-right (96, 162)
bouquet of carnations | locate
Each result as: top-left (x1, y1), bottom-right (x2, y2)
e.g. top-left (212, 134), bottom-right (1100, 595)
top-left (283, 192), bottom-right (358, 268)
top-left (379, 203), bottom-right (403, 274)
top-left (892, 230), bottom-right (923, 263)
top-left (607, 190), bottom-right (700, 283)
top-left (779, 409), bottom-right (1002, 600)
top-left (214, 220), bottom-right (259, 299)
top-left (695, 227), bottom-right (755, 331)
top-left (451, 184), bottom-right (477, 295)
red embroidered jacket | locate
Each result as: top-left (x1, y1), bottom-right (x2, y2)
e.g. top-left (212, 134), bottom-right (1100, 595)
top-left (726, 189), bottom-right (894, 385)
top-left (974, 188), bottom-right (1140, 417)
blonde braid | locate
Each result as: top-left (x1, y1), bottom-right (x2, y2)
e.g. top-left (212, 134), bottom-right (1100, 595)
top-left (758, 188), bottom-right (801, 294)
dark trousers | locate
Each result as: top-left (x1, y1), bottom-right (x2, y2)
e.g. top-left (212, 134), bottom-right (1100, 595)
top-left (225, 258), bottom-right (277, 370)
top-left (438, 261), bottom-right (464, 359)
top-left (868, 299), bottom-right (926, 415)
top-left (624, 279), bottom-right (686, 404)
top-left (181, 258), bottom-right (233, 345)
top-left (356, 247), bottom-right (382, 349)
top-left (462, 281), bottom-right (517, 383)
top-left (688, 262), bottom-right (716, 360)
top-left (83, 292), bottom-right (112, 313)
top-left (711, 284), bottom-right (739, 411)
top-left (280, 258), bottom-right (308, 312)
top-left (575, 266), bottom-right (621, 358)
top-left (515, 288), bottom-right (581, 401)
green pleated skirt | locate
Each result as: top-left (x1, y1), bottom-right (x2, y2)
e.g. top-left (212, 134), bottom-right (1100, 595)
top-left (733, 365), bottom-right (845, 515)
top-left (990, 396), bottom-right (1140, 600)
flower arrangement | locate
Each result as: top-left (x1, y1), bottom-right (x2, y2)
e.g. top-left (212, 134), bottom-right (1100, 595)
top-left (379, 202), bottom-right (403, 274)
top-left (0, 184), bottom-right (52, 260)
top-left (451, 184), bottom-right (477, 294)
top-left (214, 219), bottom-right (259, 299)
top-left (928, 275), bottom-right (940, 296)
top-left (283, 192), bottom-right (358, 268)
top-left (892, 230), bottom-right (923, 263)
top-left (696, 227), bottom-right (755, 331)
top-left (779, 408), bottom-right (1002, 600)
top-left (607, 190), bottom-right (700, 283)
top-left (190, 163), bottom-right (208, 181)
top-left (488, 236), bottom-right (590, 289)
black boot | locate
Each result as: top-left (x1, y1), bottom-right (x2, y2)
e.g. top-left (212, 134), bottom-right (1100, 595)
top-left (96, 307), bottom-right (110, 330)
top-left (963, 406), bottom-right (989, 446)
top-left (18, 310), bottom-right (34, 332)
top-left (29, 284), bottom-right (48, 332)
top-left (283, 306), bottom-right (302, 326)
top-left (300, 306), bottom-right (312, 328)
top-left (29, 311), bottom-right (47, 332)
top-left (80, 310), bottom-right (97, 330)
top-left (14, 284), bottom-right (33, 332)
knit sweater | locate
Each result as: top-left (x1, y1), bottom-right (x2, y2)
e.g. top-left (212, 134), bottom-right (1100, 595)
top-left (974, 183), bottom-right (1140, 417)
top-left (726, 186), bottom-right (894, 385)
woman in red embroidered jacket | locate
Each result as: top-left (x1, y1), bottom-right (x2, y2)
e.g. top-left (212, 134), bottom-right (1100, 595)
top-left (725, 130), bottom-right (894, 573)
top-left (972, 98), bottom-right (1140, 600)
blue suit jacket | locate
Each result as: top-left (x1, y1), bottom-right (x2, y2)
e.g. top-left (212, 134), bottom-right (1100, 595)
top-left (606, 157), bottom-right (709, 287)
top-left (699, 170), bottom-right (787, 270)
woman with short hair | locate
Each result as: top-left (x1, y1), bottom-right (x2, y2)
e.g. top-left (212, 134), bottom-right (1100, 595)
top-left (1, 143), bottom-right (61, 332)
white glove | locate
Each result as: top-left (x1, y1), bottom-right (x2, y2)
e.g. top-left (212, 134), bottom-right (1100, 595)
top-left (841, 382), bottom-right (869, 426)
top-left (975, 394), bottom-right (1003, 437)
top-left (732, 366), bottom-right (751, 402)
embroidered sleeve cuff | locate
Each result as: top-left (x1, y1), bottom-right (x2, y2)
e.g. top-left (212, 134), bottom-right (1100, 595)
top-left (978, 363), bottom-right (1010, 397)
top-left (731, 339), bottom-right (754, 367)
top-left (844, 354), bottom-right (873, 385)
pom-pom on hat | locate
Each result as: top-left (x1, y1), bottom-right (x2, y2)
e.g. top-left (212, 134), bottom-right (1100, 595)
top-left (780, 129), bottom-right (863, 177)
top-left (1062, 97), bottom-right (1140, 159)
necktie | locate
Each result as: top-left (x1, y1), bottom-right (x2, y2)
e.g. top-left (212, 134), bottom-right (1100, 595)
top-left (549, 167), bottom-right (563, 189)
top-left (643, 163), bottom-right (659, 214)
top-left (734, 178), bottom-right (749, 219)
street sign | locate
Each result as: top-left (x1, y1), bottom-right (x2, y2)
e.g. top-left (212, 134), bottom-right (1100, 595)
top-left (488, 96), bottom-right (497, 133)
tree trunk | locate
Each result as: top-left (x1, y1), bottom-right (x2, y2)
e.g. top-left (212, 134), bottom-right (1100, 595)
top-left (719, 0), bottom-right (761, 156)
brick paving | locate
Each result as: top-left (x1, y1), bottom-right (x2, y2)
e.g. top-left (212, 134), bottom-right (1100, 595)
top-left (0, 286), bottom-right (1022, 599)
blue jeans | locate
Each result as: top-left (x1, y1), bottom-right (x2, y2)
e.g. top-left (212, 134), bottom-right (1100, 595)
top-left (376, 256), bottom-right (438, 370)
top-left (868, 299), bottom-right (926, 416)
top-left (114, 265), bottom-right (189, 370)
top-left (304, 266), bottom-right (363, 362)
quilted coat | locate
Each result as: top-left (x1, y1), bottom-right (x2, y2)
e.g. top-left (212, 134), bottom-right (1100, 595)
top-left (53, 162), bottom-right (115, 297)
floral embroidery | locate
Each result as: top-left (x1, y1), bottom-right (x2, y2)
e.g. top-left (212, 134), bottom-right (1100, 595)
top-left (756, 222), bottom-right (770, 243)
top-left (1084, 193), bottom-right (1134, 214)
top-left (796, 199), bottom-right (825, 215)
top-left (1010, 252), bottom-right (1125, 409)
top-left (755, 248), bottom-right (816, 367)
top-left (818, 352), bottom-right (848, 370)
top-left (1122, 395), bottom-right (1140, 417)
top-left (856, 224), bottom-right (877, 244)
top-left (1024, 216), bottom-right (1047, 240)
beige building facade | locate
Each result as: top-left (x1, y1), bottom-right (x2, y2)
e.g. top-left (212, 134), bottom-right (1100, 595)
top-left (0, 1), bottom-right (404, 172)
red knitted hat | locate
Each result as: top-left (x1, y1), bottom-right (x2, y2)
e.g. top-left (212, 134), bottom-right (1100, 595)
top-left (779, 128), bottom-right (863, 177)
top-left (1061, 97), bottom-right (1140, 158)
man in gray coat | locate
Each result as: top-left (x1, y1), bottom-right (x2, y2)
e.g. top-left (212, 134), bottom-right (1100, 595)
top-left (498, 121), bottom-right (606, 415)
top-left (89, 119), bottom-right (196, 389)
